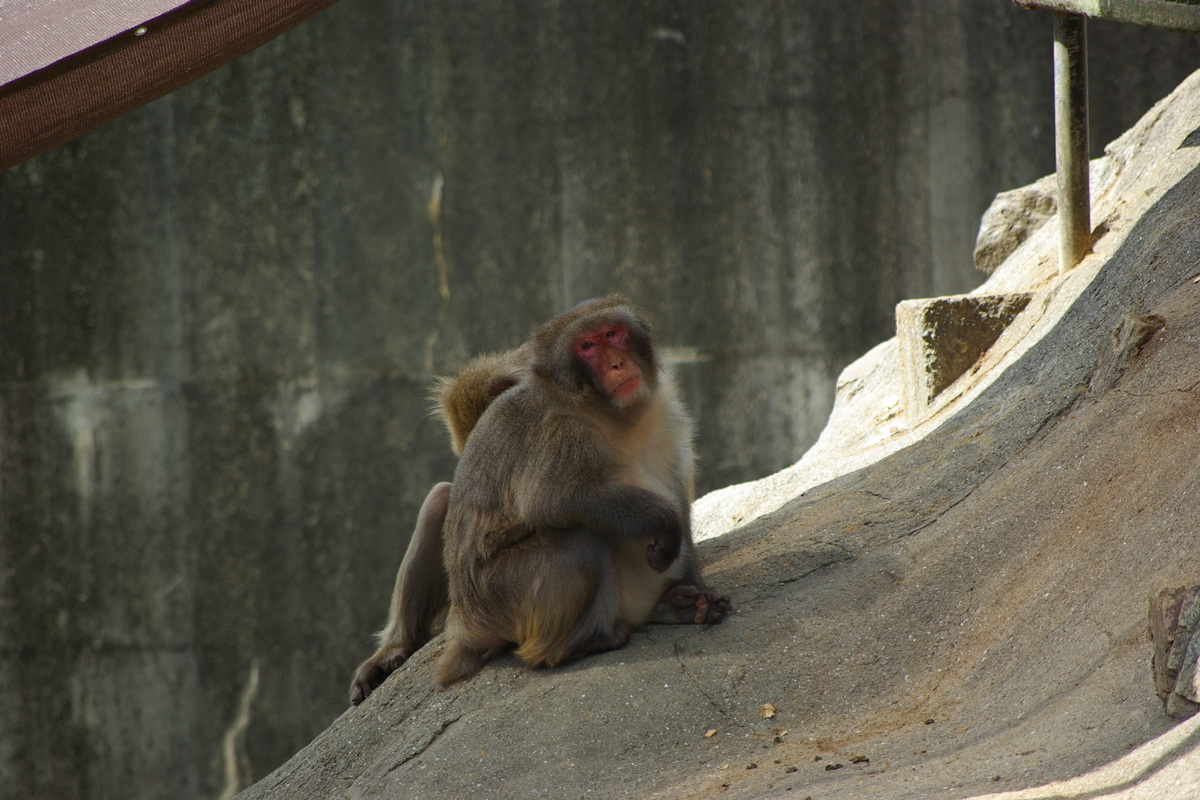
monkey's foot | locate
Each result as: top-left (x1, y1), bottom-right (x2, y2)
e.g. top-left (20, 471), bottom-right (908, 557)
top-left (349, 646), bottom-right (411, 705)
top-left (650, 585), bottom-right (731, 625)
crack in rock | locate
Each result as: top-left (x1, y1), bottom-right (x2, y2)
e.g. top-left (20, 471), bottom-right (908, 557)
top-left (384, 714), bottom-right (462, 775)
top-left (674, 642), bottom-right (738, 724)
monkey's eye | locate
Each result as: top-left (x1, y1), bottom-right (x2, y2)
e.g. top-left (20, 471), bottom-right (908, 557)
top-left (606, 329), bottom-right (617, 337)
top-left (579, 341), bottom-right (594, 351)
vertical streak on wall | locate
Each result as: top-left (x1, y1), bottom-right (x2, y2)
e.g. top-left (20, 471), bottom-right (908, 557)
top-left (217, 659), bottom-right (261, 800)
top-left (50, 371), bottom-right (105, 536)
top-left (428, 172), bottom-right (450, 300)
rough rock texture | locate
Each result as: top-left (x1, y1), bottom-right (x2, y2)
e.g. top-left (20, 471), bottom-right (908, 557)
top-left (895, 293), bottom-right (1032, 418)
top-left (972, 175), bottom-right (1057, 275)
top-left (1150, 584), bottom-right (1200, 719)
top-left (236, 72), bottom-right (1200, 800)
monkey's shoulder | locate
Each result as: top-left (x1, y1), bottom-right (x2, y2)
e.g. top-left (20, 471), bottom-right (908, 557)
top-left (455, 384), bottom-right (597, 471)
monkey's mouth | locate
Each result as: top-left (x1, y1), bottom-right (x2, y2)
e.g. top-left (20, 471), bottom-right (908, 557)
top-left (611, 375), bottom-right (642, 401)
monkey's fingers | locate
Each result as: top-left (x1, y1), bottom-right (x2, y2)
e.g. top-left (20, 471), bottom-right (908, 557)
top-left (646, 532), bottom-right (682, 573)
top-left (349, 670), bottom-right (380, 705)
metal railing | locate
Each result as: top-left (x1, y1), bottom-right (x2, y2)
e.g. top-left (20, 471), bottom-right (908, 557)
top-left (1013, 0), bottom-right (1200, 273)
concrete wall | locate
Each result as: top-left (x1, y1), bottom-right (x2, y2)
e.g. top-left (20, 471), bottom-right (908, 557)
top-left (0, 1), bottom-right (1196, 797)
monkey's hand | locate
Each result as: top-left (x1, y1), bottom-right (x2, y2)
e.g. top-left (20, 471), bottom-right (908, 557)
top-left (349, 646), bottom-right (411, 705)
top-left (645, 522), bottom-right (682, 572)
top-left (649, 584), bottom-right (731, 625)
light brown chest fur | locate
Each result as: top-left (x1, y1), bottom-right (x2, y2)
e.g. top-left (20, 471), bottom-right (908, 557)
top-left (603, 372), bottom-right (694, 503)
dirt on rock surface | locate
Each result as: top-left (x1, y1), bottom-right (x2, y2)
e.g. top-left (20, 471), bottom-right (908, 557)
top-left (237, 73), bottom-right (1200, 800)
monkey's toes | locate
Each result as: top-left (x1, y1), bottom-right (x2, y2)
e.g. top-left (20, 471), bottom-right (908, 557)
top-left (348, 650), bottom-right (410, 705)
top-left (652, 585), bottom-right (731, 625)
top-left (698, 593), bottom-right (731, 624)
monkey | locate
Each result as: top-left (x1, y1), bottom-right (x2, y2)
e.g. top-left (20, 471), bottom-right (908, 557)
top-left (347, 350), bottom-right (525, 704)
top-left (349, 296), bottom-right (728, 703)
top-left (348, 345), bottom-right (534, 703)
top-left (433, 343), bottom-right (529, 456)
top-left (347, 347), bottom-right (528, 703)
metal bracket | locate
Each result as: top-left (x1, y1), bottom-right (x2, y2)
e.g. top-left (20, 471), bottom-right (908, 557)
top-left (1014, 0), bottom-right (1200, 273)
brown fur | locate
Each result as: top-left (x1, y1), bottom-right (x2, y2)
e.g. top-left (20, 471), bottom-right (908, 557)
top-left (349, 296), bottom-right (729, 703)
top-left (433, 344), bottom-right (528, 456)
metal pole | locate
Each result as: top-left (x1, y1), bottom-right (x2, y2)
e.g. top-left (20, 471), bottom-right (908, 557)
top-left (1053, 11), bottom-right (1090, 273)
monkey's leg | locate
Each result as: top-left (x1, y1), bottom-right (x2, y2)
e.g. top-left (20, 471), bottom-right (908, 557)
top-left (433, 615), bottom-right (507, 690)
top-left (350, 482), bottom-right (451, 705)
top-left (434, 531), bottom-right (630, 688)
top-left (524, 532), bottom-right (633, 667)
top-left (472, 529), bottom-right (627, 672)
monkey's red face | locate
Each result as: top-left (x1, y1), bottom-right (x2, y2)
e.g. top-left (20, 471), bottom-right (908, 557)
top-left (575, 324), bottom-right (643, 405)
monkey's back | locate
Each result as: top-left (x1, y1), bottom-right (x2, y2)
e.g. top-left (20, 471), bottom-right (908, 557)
top-left (443, 383), bottom-right (609, 564)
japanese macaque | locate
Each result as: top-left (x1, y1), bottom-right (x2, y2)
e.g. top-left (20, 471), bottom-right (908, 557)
top-left (350, 295), bottom-right (728, 703)
top-left (433, 343), bottom-right (529, 456)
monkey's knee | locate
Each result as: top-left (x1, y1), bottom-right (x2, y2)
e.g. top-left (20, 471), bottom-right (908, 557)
top-left (349, 644), bottom-right (412, 705)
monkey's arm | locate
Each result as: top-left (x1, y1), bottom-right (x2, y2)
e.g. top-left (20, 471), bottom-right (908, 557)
top-left (515, 477), bottom-right (682, 572)
top-left (349, 481), bottom-right (451, 705)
